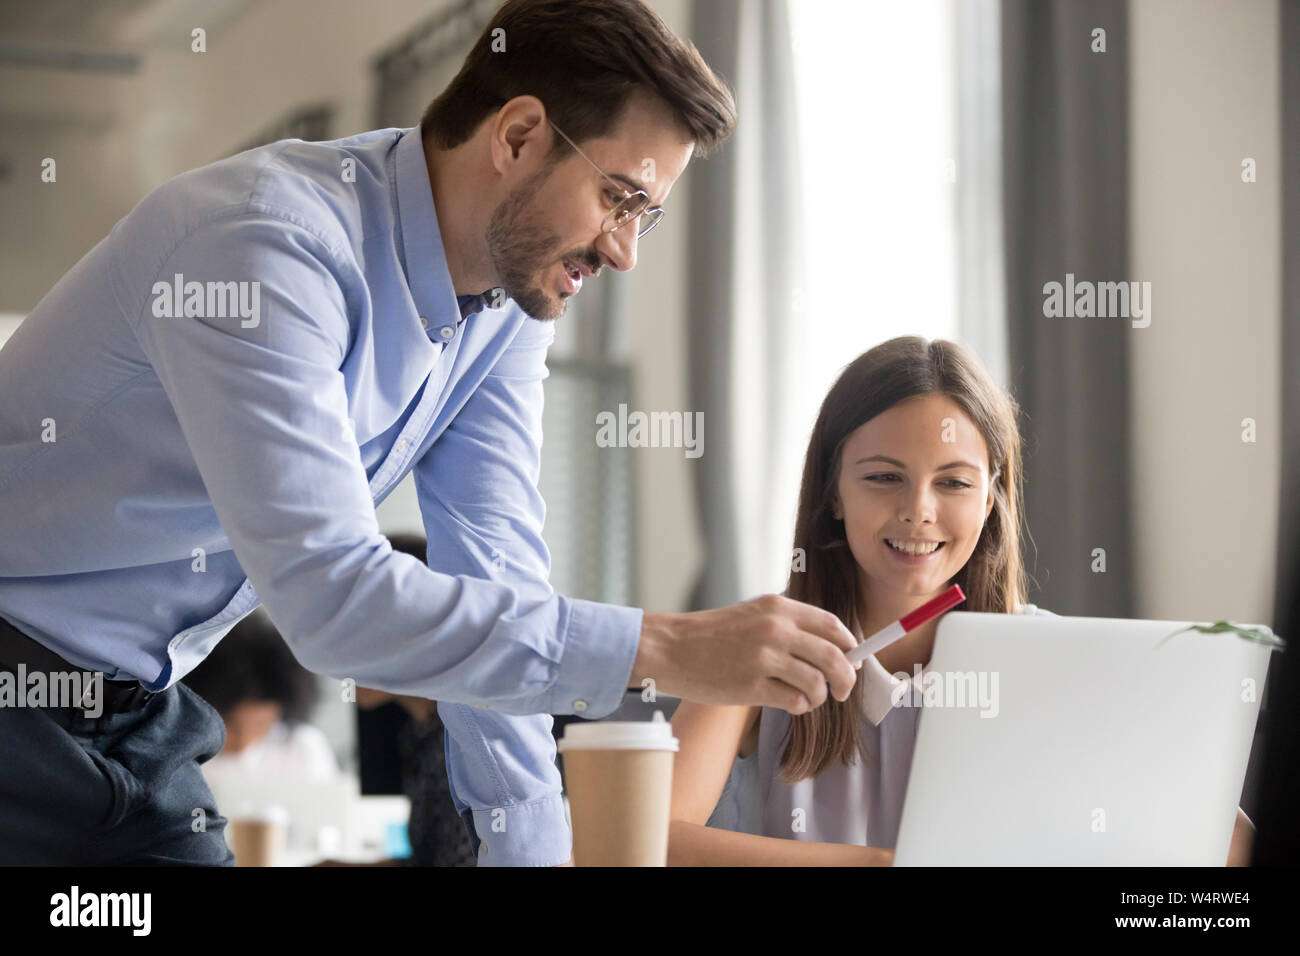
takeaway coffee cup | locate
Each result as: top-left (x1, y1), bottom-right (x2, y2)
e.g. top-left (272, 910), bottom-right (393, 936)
top-left (229, 806), bottom-right (288, 867)
top-left (557, 712), bottom-right (679, 866)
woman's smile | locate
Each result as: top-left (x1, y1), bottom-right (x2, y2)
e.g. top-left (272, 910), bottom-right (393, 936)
top-left (883, 537), bottom-right (947, 565)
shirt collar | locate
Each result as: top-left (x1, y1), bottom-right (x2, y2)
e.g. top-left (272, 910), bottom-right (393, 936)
top-left (457, 290), bottom-right (501, 321)
top-left (859, 653), bottom-right (927, 726)
top-left (394, 127), bottom-right (465, 327)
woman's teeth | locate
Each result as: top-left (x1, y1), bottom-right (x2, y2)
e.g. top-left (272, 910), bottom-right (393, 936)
top-left (886, 539), bottom-right (944, 556)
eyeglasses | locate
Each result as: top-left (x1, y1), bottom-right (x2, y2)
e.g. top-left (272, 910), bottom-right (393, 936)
top-left (547, 120), bottom-right (665, 239)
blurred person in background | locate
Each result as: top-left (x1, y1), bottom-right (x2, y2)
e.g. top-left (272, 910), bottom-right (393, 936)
top-left (352, 533), bottom-right (476, 867)
top-left (183, 609), bottom-right (337, 784)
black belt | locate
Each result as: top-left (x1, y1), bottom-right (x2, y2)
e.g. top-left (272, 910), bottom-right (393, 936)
top-left (0, 616), bottom-right (154, 730)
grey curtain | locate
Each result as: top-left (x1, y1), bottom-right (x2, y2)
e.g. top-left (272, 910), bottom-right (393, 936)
top-left (686, 0), bottom-right (804, 610)
top-left (1001, 0), bottom-right (1134, 617)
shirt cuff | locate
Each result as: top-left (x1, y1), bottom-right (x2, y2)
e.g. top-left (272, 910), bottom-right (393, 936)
top-left (549, 597), bottom-right (642, 718)
top-left (461, 794), bottom-right (572, 867)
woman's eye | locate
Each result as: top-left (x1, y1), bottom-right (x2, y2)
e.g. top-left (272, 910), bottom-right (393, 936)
top-left (605, 189), bottom-right (624, 207)
top-left (864, 474), bottom-right (971, 489)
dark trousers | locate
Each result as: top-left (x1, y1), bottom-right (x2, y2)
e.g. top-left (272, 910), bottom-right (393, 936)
top-left (0, 668), bottom-right (236, 866)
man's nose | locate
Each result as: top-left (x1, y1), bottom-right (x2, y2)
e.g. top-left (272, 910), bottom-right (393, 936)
top-left (597, 226), bottom-right (638, 272)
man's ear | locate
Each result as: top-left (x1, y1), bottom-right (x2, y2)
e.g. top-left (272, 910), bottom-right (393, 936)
top-left (489, 95), bottom-right (551, 177)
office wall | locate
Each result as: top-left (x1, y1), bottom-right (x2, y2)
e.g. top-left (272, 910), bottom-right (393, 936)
top-left (0, 0), bottom-right (435, 313)
top-left (1129, 0), bottom-right (1282, 623)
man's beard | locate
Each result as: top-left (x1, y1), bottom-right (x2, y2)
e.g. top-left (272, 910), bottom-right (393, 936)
top-left (485, 168), bottom-right (573, 321)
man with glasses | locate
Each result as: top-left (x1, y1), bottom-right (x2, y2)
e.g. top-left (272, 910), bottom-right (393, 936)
top-left (0, 0), bottom-right (861, 866)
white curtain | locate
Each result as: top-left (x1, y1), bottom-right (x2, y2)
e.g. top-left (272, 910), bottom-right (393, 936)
top-left (688, 0), bottom-right (986, 604)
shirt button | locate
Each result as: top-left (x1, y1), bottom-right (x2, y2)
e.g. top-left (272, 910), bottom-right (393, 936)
top-left (395, 438), bottom-right (409, 452)
top-left (439, 326), bottom-right (455, 340)
top-left (419, 315), bottom-right (429, 329)
top-left (573, 699), bottom-right (588, 712)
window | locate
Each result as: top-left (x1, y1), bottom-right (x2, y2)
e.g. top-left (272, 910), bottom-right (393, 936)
top-left (788, 0), bottom-right (962, 444)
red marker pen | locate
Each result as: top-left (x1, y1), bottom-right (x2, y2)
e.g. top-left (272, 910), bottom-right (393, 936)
top-left (846, 584), bottom-right (967, 665)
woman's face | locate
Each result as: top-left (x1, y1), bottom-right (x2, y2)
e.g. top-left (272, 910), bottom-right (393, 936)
top-left (834, 393), bottom-right (996, 605)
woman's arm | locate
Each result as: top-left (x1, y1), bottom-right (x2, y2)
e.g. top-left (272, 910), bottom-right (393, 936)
top-left (669, 699), bottom-right (757, 826)
top-left (670, 820), bottom-right (893, 866)
top-left (668, 700), bottom-right (892, 866)
top-left (1226, 808), bottom-right (1254, 866)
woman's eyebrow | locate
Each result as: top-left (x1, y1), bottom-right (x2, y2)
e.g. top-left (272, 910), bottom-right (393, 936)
top-left (854, 455), bottom-right (980, 471)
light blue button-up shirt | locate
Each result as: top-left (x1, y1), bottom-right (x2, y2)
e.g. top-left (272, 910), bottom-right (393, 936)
top-left (0, 127), bottom-right (644, 866)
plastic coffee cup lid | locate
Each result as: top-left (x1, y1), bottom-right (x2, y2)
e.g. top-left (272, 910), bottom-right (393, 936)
top-left (557, 712), bottom-right (679, 752)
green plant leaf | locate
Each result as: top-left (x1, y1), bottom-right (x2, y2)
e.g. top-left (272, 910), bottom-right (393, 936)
top-left (1157, 620), bottom-right (1285, 650)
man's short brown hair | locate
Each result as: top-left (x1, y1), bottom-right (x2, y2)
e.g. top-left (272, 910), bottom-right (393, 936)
top-left (421, 0), bottom-right (737, 157)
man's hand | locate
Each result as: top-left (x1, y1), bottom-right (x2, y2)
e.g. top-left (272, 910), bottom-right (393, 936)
top-left (630, 594), bottom-right (859, 714)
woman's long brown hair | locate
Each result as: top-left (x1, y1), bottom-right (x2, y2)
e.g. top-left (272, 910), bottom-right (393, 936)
top-left (778, 336), bottom-right (1027, 782)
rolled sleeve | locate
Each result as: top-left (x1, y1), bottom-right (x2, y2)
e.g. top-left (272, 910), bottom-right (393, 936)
top-left (460, 795), bottom-right (571, 867)
top-left (439, 599), bottom-right (638, 865)
top-left (440, 696), bottom-right (574, 866)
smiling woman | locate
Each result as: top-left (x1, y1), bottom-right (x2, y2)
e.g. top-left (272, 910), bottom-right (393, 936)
top-left (667, 335), bottom-right (1027, 864)
top-left (779, 335), bottom-right (1025, 778)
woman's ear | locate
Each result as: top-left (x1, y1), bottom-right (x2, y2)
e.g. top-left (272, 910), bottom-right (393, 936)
top-left (831, 492), bottom-right (844, 521)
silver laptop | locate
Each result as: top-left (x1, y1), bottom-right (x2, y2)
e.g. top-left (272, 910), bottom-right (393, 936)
top-left (893, 611), bottom-right (1273, 865)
